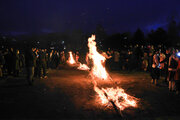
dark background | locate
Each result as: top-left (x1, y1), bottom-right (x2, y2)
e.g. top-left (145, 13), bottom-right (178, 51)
top-left (0, 0), bottom-right (180, 50)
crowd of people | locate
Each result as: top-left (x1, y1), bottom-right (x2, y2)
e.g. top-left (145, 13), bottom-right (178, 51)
top-left (0, 45), bottom-right (180, 94)
top-left (101, 46), bottom-right (180, 95)
top-left (0, 47), bottom-right (67, 85)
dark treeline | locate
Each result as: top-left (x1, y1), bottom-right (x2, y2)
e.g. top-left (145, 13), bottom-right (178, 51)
top-left (0, 18), bottom-right (180, 52)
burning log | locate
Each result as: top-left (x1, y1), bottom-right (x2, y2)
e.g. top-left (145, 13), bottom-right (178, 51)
top-left (102, 89), bottom-right (124, 119)
top-left (77, 63), bottom-right (90, 71)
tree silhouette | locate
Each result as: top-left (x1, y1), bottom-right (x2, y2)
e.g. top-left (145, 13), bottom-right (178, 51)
top-left (148, 27), bottom-right (168, 46)
top-left (167, 17), bottom-right (179, 46)
top-left (133, 28), bottom-right (145, 45)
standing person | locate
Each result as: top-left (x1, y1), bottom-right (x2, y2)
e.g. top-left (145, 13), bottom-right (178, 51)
top-left (14, 50), bottom-right (20, 77)
top-left (101, 51), bottom-right (112, 68)
top-left (151, 50), bottom-right (160, 85)
top-left (0, 50), bottom-right (5, 78)
top-left (11, 48), bottom-right (17, 76)
top-left (142, 53), bottom-right (148, 71)
top-left (175, 56), bottom-right (180, 94)
top-left (75, 51), bottom-right (80, 63)
top-left (52, 51), bottom-right (59, 69)
top-left (168, 49), bottom-right (178, 91)
top-left (127, 51), bottom-right (134, 72)
top-left (7, 48), bottom-right (14, 76)
top-left (25, 48), bottom-right (35, 85)
top-left (114, 51), bottom-right (120, 71)
top-left (49, 50), bottom-right (54, 68)
top-left (36, 49), bottom-right (42, 78)
top-left (106, 49), bottom-right (112, 71)
top-left (19, 51), bottom-right (25, 73)
top-left (148, 52), bottom-right (154, 80)
top-left (60, 51), bottom-right (66, 64)
top-left (33, 48), bottom-right (38, 78)
top-left (159, 51), bottom-right (166, 77)
top-left (39, 49), bottom-right (47, 78)
top-left (160, 48), bottom-right (171, 84)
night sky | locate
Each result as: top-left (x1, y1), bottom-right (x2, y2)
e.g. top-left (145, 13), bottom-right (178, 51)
top-left (0, 0), bottom-right (180, 35)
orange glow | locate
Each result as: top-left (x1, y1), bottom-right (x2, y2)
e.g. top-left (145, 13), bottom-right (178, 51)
top-left (67, 51), bottom-right (76, 64)
top-left (88, 35), bottom-right (109, 80)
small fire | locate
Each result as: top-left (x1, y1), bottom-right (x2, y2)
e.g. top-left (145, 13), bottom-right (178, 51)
top-left (94, 84), bottom-right (138, 110)
top-left (67, 51), bottom-right (76, 64)
top-left (88, 35), bottom-right (109, 80)
top-left (77, 63), bottom-right (90, 71)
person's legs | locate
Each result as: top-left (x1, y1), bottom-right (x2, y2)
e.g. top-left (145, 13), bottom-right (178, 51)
top-left (169, 81), bottom-right (172, 91)
top-left (151, 68), bottom-right (155, 84)
top-left (172, 80), bottom-right (176, 91)
top-left (168, 71), bottom-right (176, 91)
top-left (155, 68), bottom-right (160, 85)
top-left (42, 64), bottom-right (47, 77)
top-left (27, 67), bottom-right (34, 85)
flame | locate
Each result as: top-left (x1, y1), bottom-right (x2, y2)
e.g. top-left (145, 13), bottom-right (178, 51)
top-left (94, 84), bottom-right (138, 110)
top-left (66, 35), bottom-right (138, 111)
top-left (67, 51), bottom-right (76, 64)
top-left (88, 35), bottom-right (109, 80)
top-left (77, 63), bottom-right (90, 71)
top-left (87, 35), bottom-right (138, 111)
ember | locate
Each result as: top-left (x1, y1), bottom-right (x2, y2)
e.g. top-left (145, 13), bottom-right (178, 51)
top-left (94, 84), bottom-right (138, 110)
top-left (77, 63), bottom-right (90, 71)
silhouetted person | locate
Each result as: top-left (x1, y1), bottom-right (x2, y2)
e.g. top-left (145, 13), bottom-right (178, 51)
top-left (168, 49), bottom-right (178, 91)
top-left (0, 50), bottom-right (5, 78)
top-left (160, 48), bottom-right (171, 83)
top-left (14, 50), bottom-right (20, 77)
top-left (151, 50), bottom-right (160, 85)
top-left (39, 49), bottom-right (47, 78)
top-left (6, 48), bottom-right (14, 76)
top-left (25, 48), bottom-right (35, 85)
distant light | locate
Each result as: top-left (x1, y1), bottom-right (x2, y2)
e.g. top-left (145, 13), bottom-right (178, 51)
top-left (64, 46), bottom-right (66, 50)
top-left (37, 41), bottom-right (40, 44)
top-left (62, 41), bottom-right (64, 44)
top-left (124, 37), bottom-right (127, 39)
top-left (177, 52), bottom-right (180, 57)
top-left (2, 36), bottom-right (6, 39)
top-left (50, 47), bottom-right (54, 49)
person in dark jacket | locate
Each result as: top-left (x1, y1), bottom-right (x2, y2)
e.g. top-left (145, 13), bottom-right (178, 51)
top-left (39, 49), bottom-right (47, 78)
top-left (14, 50), bottom-right (20, 77)
top-left (151, 50), bottom-right (160, 85)
top-left (25, 48), bottom-right (35, 85)
top-left (0, 50), bottom-right (5, 78)
top-left (160, 48), bottom-right (171, 84)
top-left (6, 48), bottom-right (14, 76)
top-left (168, 49), bottom-right (178, 91)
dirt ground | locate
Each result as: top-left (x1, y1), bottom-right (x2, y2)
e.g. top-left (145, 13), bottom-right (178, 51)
top-left (0, 67), bottom-right (180, 120)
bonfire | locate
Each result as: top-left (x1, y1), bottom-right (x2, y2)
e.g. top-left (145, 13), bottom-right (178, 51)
top-left (67, 34), bottom-right (138, 116)
top-left (87, 35), bottom-right (138, 113)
